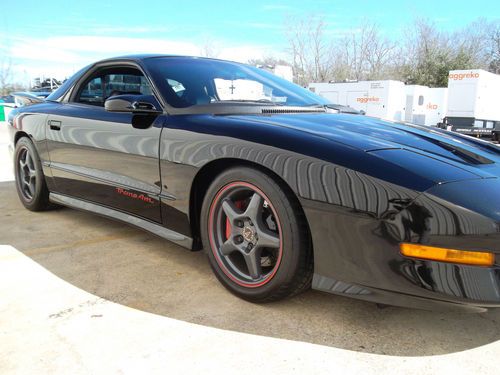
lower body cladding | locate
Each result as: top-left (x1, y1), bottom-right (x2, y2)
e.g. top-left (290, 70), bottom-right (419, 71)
top-left (49, 192), bottom-right (193, 248)
top-left (301, 186), bottom-right (500, 312)
top-left (44, 159), bottom-right (197, 241)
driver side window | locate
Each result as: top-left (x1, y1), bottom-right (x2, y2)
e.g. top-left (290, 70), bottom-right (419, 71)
top-left (78, 76), bottom-right (103, 106)
top-left (75, 67), bottom-right (152, 107)
top-left (105, 74), bottom-right (152, 98)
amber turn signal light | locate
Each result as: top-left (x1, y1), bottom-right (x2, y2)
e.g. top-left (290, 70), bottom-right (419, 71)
top-left (400, 243), bottom-right (495, 266)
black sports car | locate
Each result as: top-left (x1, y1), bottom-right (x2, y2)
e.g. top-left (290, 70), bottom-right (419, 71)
top-left (7, 55), bottom-right (500, 311)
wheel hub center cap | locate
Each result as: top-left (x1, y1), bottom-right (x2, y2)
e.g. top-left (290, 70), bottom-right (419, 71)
top-left (242, 226), bottom-right (256, 243)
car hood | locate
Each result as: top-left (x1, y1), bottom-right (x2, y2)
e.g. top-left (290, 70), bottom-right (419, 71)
top-left (228, 113), bottom-right (500, 179)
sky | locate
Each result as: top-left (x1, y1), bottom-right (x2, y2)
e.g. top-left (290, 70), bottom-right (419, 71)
top-left (0, 0), bottom-right (499, 84)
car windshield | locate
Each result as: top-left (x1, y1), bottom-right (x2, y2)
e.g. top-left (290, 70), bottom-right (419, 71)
top-left (144, 57), bottom-right (329, 108)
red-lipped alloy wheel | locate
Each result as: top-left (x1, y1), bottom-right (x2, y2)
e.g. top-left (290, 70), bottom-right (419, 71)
top-left (208, 182), bottom-right (283, 288)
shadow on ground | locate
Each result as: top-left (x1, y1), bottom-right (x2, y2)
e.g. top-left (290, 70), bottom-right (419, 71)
top-left (1, 181), bottom-right (499, 356)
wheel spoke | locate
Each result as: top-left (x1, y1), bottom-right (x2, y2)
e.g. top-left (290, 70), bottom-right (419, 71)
top-left (21, 179), bottom-right (32, 199)
top-left (243, 250), bottom-right (262, 280)
top-left (19, 167), bottom-right (26, 181)
top-left (222, 199), bottom-right (242, 223)
top-left (19, 151), bottom-right (27, 169)
top-left (28, 177), bottom-right (36, 196)
top-left (221, 239), bottom-right (238, 256)
top-left (26, 152), bottom-right (35, 171)
top-left (244, 192), bottom-right (263, 220)
top-left (26, 182), bottom-right (34, 197)
top-left (256, 229), bottom-right (280, 249)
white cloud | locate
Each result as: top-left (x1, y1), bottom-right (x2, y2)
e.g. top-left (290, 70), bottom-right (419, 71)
top-left (5, 35), bottom-right (274, 82)
top-left (9, 35), bottom-right (200, 62)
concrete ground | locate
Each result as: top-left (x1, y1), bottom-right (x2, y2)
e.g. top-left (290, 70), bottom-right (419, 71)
top-left (1, 121), bottom-right (499, 373)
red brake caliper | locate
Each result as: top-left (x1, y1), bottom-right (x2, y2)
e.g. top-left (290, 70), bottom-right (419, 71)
top-left (225, 200), bottom-right (244, 240)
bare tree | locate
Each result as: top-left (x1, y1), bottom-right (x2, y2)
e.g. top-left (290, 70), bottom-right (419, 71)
top-left (199, 37), bottom-right (221, 58)
top-left (335, 21), bottom-right (395, 81)
top-left (391, 18), bottom-right (498, 86)
top-left (285, 15), bottom-right (332, 85)
top-left (363, 24), bottom-right (396, 79)
top-left (0, 57), bottom-right (12, 96)
top-left (285, 16), bottom-right (308, 85)
top-left (395, 19), bottom-right (453, 86)
top-left (486, 21), bottom-right (500, 74)
top-left (285, 16), bottom-right (395, 84)
top-left (450, 18), bottom-right (491, 69)
top-left (282, 15), bottom-right (497, 86)
top-left (309, 17), bottom-right (331, 82)
top-left (248, 56), bottom-right (290, 67)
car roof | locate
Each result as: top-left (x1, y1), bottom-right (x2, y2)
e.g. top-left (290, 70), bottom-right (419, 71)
top-left (96, 54), bottom-right (239, 64)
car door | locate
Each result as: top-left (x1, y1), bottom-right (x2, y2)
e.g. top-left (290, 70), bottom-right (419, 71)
top-left (46, 65), bottom-right (164, 223)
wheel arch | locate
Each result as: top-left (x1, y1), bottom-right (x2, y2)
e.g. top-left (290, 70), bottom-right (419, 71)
top-left (189, 158), bottom-right (312, 252)
top-left (14, 131), bottom-right (30, 145)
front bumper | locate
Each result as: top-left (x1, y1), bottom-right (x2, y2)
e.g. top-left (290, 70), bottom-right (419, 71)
top-left (301, 178), bottom-right (500, 312)
top-left (312, 267), bottom-right (500, 313)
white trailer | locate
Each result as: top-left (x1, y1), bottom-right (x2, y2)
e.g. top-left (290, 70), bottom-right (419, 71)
top-left (308, 80), bottom-right (406, 122)
top-left (405, 85), bottom-right (448, 126)
top-left (445, 69), bottom-right (500, 140)
top-left (404, 85), bottom-right (428, 125)
top-left (427, 87), bottom-right (448, 127)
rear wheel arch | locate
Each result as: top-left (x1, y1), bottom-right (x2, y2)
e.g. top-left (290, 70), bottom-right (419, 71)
top-left (14, 132), bottom-right (45, 170)
top-left (14, 131), bottom-right (30, 145)
top-left (189, 158), bottom-right (312, 253)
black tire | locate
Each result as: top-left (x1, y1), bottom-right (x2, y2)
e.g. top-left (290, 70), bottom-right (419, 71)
top-left (200, 166), bottom-right (313, 302)
top-left (14, 137), bottom-right (53, 211)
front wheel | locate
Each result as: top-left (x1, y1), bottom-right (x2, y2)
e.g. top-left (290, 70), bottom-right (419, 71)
top-left (201, 167), bottom-right (313, 302)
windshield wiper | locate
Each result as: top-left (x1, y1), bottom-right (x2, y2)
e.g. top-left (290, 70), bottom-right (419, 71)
top-left (214, 99), bottom-right (284, 105)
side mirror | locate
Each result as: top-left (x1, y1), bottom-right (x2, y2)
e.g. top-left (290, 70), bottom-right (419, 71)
top-left (104, 94), bottom-right (162, 115)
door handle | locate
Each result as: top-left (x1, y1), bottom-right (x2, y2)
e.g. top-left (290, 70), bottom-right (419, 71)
top-left (48, 120), bottom-right (62, 131)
